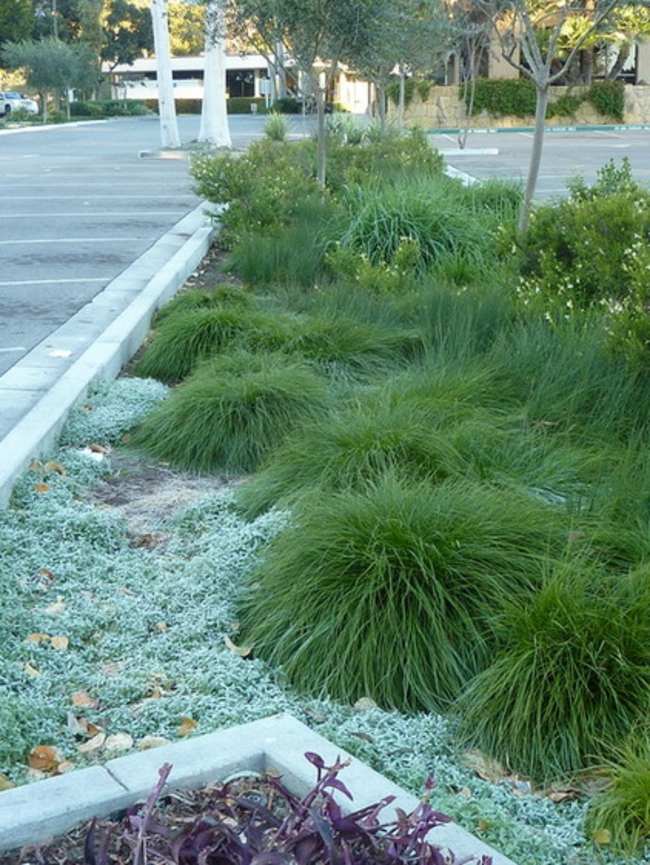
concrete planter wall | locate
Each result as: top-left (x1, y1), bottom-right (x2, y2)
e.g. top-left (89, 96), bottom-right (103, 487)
top-left (0, 714), bottom-right (514, 864)
top-left (393, 83), bottom-right (650, 129)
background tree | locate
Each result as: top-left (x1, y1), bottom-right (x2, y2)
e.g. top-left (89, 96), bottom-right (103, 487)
top-left (198, 0), bottom-right (231, 147)
top-left (168, 1), bottom-right (205, 54)
top-left (0, 0), bottom-right (32, 52)
top-left (150, 0), bottom-right (181, 147)
top-left (3, 37), bottom-right (96, 120)
top-left (101, 0), bottom-right (154, 70)
top-left (477, 0), bottom-right (624, 234)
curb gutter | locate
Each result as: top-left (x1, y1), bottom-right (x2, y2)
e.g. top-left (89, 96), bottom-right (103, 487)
top-left (428, 122), bottom-right (650, 135)
top-left (0, 714), bottom-right (515, 865)
top-left (0, 203), bottom-right (215, 507)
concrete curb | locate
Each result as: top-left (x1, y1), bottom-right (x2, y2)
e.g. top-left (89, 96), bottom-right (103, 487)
top-left (445, 164), bottom-right (478, 187)
top-left (0, 203), bottom-right (215, 507)
top-left (0, 120), bottom-right (109, 137)
top-left (0, 714), bottom-right (515, 864)
top-left (428, 122), bottom-right (650, 135)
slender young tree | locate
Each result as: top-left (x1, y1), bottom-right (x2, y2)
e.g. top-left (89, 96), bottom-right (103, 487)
top-left (150, 0), bottom-right (181, 148)
top-left (477, 0), bottom-right (624, 234)
top-left (199, 0), bottom-right (231, 147)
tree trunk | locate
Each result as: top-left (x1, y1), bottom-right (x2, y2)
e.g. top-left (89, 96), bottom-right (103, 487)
top-left (518, 85), bottom-right (548, 235)
top-left (581, 49), bottom-right (594, 85)
top-left (276, 41), bottom-right (287, 98)
top-left (150, 0), bottom-right (180, 149)
top-left (66, 94), bottom-right (71, 121)
top-left (377, 82), bottom-right (386, 132)
top-left (198, 0), bottom-right (231, 148)
top-left (607, 42), bottom-right (631, 80)
top-left (42, 92), bottom-right (48, 123)
top-left (397, 67), bottom-right (406, 128)
top-left (316, 81), bottom-right (327, 188)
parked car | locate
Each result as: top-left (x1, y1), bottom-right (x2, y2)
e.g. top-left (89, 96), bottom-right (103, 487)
top-left (0, 92), bottom-right (39, 117)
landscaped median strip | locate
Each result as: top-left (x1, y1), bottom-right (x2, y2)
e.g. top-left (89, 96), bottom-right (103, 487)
top-left (0, 714), bottom-right (513, 864)
top-left (0, 203), bottom-right (217, 508)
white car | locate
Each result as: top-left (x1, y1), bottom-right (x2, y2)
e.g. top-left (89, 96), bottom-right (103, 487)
top-left (0, 92), bottom-right (39, 117)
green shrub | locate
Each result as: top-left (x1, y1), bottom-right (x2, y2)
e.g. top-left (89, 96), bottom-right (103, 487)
top-left (239, 474), bottom-right (566, 711)
top-left (174, 98), bottom-right (202, 114)
top-left (227, 96), bottom-right (267, 114)
top-left (272, 96), bottom-right (302, 114)
top-left (467, 79), bottom-right (536, 117)
top-left (416, 79), bottom-right (432, 102)
top-left (135, 305), bottom-right (291, 382)
top-left (587, 80), bottom-right (625, 122)
top-left (70, 99), bottom-right (149, 117)
top-left (264, 111), bottom-right (287, 142)
top-left (387, 77), bottom-right (417, 107)
top-left (585, 736), bottom-right (650, 854)
top-left (192, 140), bottom-right (319, 247)
top-left (135, 351), bottom-right (329, 473)
top-left (457, 568), bottom-right (650, 782)
top-left (156, 284), bottom-right (254, 323)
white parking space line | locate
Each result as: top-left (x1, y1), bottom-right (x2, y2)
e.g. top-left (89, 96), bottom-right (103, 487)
top-left (3, 194), bottom-right (195, 200)
top-left (0, 278), bottom-right (107, 286)
top-left (0, 347), bottom-right (27, 353)
top-left (0, 237), bottom-right (128, 245)
top-left (0, 211), bottom-right (188, 218)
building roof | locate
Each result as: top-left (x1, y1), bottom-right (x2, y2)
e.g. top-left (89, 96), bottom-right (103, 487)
top-left (104, 53), bottom-right (270, 75)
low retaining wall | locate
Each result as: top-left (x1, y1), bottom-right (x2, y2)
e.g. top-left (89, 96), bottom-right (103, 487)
top-left (394, 83), bottom-right (650, 129)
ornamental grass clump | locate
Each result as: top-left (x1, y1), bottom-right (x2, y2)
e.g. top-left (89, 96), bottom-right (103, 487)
top-left (239, 474), bottom-right (566, 711)
top-left (134, 306), bottom-right (292, 383)
top-left (288, 312), bottom-right (421, 373)
top-left (586, 736), bottom-right (650, 855)
top-left (237, 402), bottom-right (465, 517)
top-left (457, 568), bottom-right (650, 783)
top-left (135, 351), bottom-right (329, 473)
top-left (155, 284), bottom-right (254, 323)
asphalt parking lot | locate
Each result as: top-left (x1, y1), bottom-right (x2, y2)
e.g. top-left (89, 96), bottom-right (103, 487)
top-left (0, 113), bottom-right (296, 376)
top-left (440, 127), bottom-right (650, 197)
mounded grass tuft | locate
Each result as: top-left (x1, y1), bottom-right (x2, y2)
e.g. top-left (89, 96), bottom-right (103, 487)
top-left (457, 567), bottom-right (650, 782)
top-left (237, 402), bottom-right (464, 517)
top-left (287, 312), bottom-right (421, 373)
top-left (585, 736), bottom-right (650, 854)
top-left (134, 306), bottom-right (292, 383)
top-left (239, 474), bottom-right (567, 711)
top-left (237, 398), bottom-right (591, 519)
top-left (134, 351), bottom-right (329, 473)
top-left (155, 284), bottom-right (254, 323)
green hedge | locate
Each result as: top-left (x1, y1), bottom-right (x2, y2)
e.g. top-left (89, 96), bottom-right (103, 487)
top-left (464, 78), bottom-right (625, 122)
top-left (70, 99), bottom-right (150, 117)
top-left (228, 96), bottom-right (268, 114)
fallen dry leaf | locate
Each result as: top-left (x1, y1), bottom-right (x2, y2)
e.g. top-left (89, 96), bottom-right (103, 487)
top-left (137, 735), bottom-right (171, 751)
top-left (89, 443), bottom-right (109, 454)
top-left (224, 635), bottom-right (252, 658)
top-left (29, 745), bottom-right (63, 773)
top-left (101, 661), bottom-right (121, 677)
top-left (56, 761), bottom-right (75, 775)
top-left (25, 632), bottom-right (50, 644)
top-left (44, 461), bottom-right (66, 476)
top-left (154, 622), bottom-right (168, 633)
top-left (353, 697), bottom-right (378, 712)
top-left (0, 774), bottom-right (14, 791)
top-left (71, 690), bottom-right (98, 709)
top-left (34, 483), bottom-right (50, 494)
top-left (105, 733), bottom-right (134, 752)
top-left (44, 597), bottom-right (66, 616)
top-left (50, 635), bottom-right (69, 651)
top-left (24, 662), bottom-right (40, 679)
top-left (77, 732), bottom-right (106, 753)
top-left (462, 750), bottom-right (508, 784)
top-left (178, 717), bottom-right (197, 737)
top-left (546, 784), bottom-right (580, 803)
